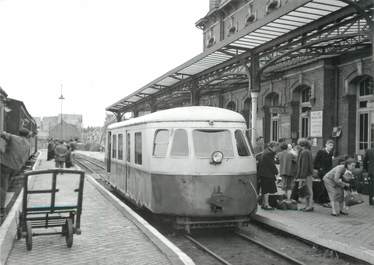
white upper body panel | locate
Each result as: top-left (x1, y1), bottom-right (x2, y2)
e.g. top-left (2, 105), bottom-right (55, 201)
top-left (108, 106), bottom-right (246, 130)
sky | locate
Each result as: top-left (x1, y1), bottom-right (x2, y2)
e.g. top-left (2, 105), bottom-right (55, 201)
top-left (0, 0), bottom-right (207, 127)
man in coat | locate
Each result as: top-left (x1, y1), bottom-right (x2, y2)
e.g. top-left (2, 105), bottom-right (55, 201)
top-left (314, 139), bottom-right (334, 205)
top-left (257, 141), bottom-right (279, 210)
top-left (363, 148), bottom-right (374, 205)
top-left (54, 140), bottom-right (68, 168)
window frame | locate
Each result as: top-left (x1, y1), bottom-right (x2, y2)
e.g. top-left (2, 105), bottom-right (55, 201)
top-left (118, 133), bottom-right (123, 160)
top-left (234, 129), bottom-right (251, 157)
top-left (152, 129), bottom-right (170, 157)
top-left (126, 132), bottom-right (131, 163)
top-left (134, 132), bottom-right (142, 165)
top-left (192, 129), bottom-right (235, 158)
top-left (112, 134), bottom-right (117, 159)
top-left (170, 129), bottom-right (189, 157)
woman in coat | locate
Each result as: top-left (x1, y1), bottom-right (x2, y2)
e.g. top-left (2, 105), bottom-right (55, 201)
top-left (295, 138), bottom-right (314, 212)
top-left (323, 158), bottom-right (355, 216)
top-left (258, 141), bottom-right (279, 210)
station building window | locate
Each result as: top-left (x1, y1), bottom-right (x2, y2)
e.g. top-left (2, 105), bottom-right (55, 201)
top-left (112, 134), bottom-right (117, 159)
top-left (226, 101), bottom-right (236, 111)
top-left (135, 132), bottom-right (142, 165)
top-left (357, 76), bottom-right (374, 152)
top-left (300, 87), bottom-right (311, 138)
top-left (153, 129), bottom-right (169, 157)
top-left (118, 134), bottom-right (123, 160)
top-left (126, 133), bottom-right (130, 162)
top-left (170, 129), bottom-right (189, 156)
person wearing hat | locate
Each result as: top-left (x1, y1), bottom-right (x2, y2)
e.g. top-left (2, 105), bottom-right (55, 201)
top-left (47, 138), bottom-right (55, 161)
top-left (323, 158), bottom-right (355, 216)
top-left (54, 140), bottom-right (68, 168)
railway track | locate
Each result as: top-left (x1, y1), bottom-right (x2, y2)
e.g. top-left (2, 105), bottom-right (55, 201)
top-left (73, 153), bottom-right (108, 180)
top-left (184, 230), bottom-right (306, 265)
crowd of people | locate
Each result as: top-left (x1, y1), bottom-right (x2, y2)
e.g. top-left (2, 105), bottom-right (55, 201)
top-left (47, 138), bottom-right (76, 169)
top-left (256, 137), bottom-right (370, 217)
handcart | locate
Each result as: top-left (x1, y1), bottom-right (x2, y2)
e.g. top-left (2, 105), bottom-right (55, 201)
top-left (17, 169), bottom-right (85, 250)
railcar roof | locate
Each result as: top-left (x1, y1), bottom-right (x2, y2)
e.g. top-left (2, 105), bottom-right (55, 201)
top-left (108, 106), bottom-right (245, 130)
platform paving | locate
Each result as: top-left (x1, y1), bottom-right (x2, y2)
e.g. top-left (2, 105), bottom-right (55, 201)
top-left (6, 151), bottom-right (193, 265)
top-left (251, 198), bottom-right (374, 264)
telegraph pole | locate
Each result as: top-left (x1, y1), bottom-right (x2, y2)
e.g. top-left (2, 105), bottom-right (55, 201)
top-left (59, 84), bottom-right (65, 140)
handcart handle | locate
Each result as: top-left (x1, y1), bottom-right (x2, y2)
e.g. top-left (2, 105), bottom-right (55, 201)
top-left (28, 189), bottom-right (59, 194)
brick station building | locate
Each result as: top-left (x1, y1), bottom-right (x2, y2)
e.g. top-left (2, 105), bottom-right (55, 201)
top-left (107, 0), bottom-right (373, 157)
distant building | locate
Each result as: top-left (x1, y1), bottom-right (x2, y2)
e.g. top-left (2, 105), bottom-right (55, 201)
top-left (34, 113), bottom-right (83, 148)
top-left (49, 120), bottom-right (81, 141)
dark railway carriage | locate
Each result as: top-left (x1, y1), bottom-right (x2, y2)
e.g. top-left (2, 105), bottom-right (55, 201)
top-left (105, 106), bottom-right (258, 230)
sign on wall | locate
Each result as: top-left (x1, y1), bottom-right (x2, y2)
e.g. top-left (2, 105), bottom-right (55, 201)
top-left (310, 111), bottom-right (323, 137)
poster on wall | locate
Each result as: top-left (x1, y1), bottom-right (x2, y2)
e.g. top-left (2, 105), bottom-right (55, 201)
top-left (310, 110), bottom-right (323, 137)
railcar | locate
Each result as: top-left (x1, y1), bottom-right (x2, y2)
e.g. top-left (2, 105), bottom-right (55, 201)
top-left (105, 106), bottom-right (257, 231)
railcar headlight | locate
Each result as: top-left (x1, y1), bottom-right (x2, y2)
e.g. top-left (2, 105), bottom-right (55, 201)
top-left (211, 151), bottom-right (223, 164)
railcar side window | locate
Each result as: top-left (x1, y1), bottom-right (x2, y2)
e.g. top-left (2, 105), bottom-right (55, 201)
top-left (126, 133), bottom-right (130, 162)
top-left (234, 130), bottom-right (250, 156)
top-left (112, 134), bottom-right (117, 159)
top-left (193, 130), bottom-right (234, 157)
top-left (118, 134), bottom-right (123, 160)
top-left (153, 129), bottom-right (169, 157)
top-left (135, 132), bottom-right (142, 165)
top-left (170, 129), bottom-right (188, 156)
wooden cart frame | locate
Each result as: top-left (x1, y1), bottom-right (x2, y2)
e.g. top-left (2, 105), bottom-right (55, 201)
top-left (17, 169), bottom-right (85, 250)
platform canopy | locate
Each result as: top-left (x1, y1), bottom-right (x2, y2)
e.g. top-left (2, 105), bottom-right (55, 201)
top-left (106, 0), bottom-right (373, 115)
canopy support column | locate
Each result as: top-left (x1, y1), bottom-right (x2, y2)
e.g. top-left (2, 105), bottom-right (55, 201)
top-left (190, 82), bottom-right (200, 106)
top-left (250, 55), bottom-right (260, 145)
top-left (115, 112), bottom-right (124, 122)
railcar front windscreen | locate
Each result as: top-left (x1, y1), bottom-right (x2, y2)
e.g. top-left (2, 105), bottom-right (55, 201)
top-left (193, 130), bottom-right (234, 158)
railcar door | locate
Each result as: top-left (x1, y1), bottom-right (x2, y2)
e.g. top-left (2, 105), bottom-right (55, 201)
top-left (125, 131), bottom-right (130, 192)
top-left (107, 131), bottom-right (111, 172)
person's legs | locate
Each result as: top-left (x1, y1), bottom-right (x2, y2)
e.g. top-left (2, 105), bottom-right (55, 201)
top-left (324, 179), bottom-right (337, 215)
top-left (263, 193), bottom-right (269, 207)
top-left (369, 174), bottom-right (374, 205)
top-left (305, 176), bottom-right (314, 209)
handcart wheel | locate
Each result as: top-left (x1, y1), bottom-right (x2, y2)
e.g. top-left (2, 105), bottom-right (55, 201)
top-left (61, 223), bottom-right (66, 236)
top-left (26, 222), bottom-right (32, 251)
top-left (65, 219), bottom-right (73, 248)
top-left (16, 214), bottom-right (22, 240)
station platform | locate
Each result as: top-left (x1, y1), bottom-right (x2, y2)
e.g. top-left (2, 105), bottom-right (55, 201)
top-left (4, 150), bottom-right (194, 265)
top-left (252, 198), bottom-right (374, 264)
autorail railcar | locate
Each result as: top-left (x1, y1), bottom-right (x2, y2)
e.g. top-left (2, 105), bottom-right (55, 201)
top-left (105, 106), bottom-right (258, 231)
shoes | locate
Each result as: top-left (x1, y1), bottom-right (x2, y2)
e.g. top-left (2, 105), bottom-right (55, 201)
top-left (322, 203), bottom-right (331, 208)
top-left (303, 207), bottom-right (314, 212)
top-left (340, 211), bottom-right (348, 215)
top-left (261, 205), bottom-right (274, 210)
top-left (331, 213), bottom-right (339, 217)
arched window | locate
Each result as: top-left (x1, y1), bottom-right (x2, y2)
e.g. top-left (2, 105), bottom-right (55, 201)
top-left (357, 76), bottom-right (374, 151)
top-left (270, 94), bottom-right (279, 141)
top-left (300, 87), bottom-right (311, 138)
top-left (226, 101), bottom-right (236, 111)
